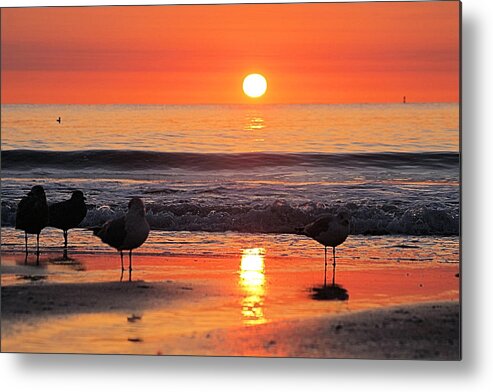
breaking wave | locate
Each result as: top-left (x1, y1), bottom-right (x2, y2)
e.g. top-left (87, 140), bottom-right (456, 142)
top-left (1, 199), bottom-right (459, 236)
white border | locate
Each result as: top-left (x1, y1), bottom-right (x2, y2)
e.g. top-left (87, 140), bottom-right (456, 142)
top-left (2, 0), bottom-right (493, 391)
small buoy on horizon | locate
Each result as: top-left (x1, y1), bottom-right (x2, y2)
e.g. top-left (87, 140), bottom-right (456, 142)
top-left (403, 96), bottom-right (407, 104)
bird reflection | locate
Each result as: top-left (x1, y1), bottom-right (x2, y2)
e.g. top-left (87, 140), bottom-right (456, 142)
top-left (311, 257), bottom-right (349, 301)
top-left (50, 256), bottom-right (86, 272)
top-left (239, 248), bottom-right (266, 325)
top-left (311, 284), bottom-right (349, 301)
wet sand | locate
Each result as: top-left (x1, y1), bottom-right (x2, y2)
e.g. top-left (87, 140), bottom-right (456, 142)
top-left (1, 280), bottom-right (196, 323)
top-left (155, 301), bottom-right (460, 359)
top-left (1, 252), bottom-right (460, 358)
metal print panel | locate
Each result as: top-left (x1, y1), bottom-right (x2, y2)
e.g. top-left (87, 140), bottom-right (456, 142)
top-left (0, 1), bottom-right (461, 359)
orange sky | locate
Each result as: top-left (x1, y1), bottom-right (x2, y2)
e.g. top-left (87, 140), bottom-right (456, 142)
top-left (1, 2), bottom-right (460, 104)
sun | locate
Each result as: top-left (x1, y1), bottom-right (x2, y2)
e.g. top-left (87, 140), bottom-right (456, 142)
top-left (243, 74), bottom-right (267, 98)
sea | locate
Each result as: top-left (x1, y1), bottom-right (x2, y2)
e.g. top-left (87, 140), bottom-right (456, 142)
top-left (1, 103), bottom-right (460, 260)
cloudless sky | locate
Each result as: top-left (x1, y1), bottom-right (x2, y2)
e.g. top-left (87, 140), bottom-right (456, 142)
top-left (1, 1), bottom-right (460, 104)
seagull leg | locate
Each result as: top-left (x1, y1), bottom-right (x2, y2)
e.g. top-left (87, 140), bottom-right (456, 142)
top-left (129, 250), bottom-right (133, 282)
top-left (36, 234), bottom-right (40, 265)
top-left (332, 247), bottom-right (336, 286)
top-left (120, 251), bottom-right (125, 271)
top-left (324, 246), bottom-right (327, 288)
top-left (63, 230), bottom-right (68, 260)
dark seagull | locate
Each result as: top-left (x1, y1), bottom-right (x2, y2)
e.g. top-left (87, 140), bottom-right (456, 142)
top-left (15, 185), bottom-right (50, 264)
top-left (48, 190), bottom-right (87, 259)
top-left (296, 210), bottom-right (350, 287)
top-left (91, 198), bottom-right (150, 281)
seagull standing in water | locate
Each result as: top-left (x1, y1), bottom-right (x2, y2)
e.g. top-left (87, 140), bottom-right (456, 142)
top-left (91, 198), bottom-right (150, 281)
top-left (49, 190), bottom-right (87, 259)
top-left (15, 185), bottom-right (50, 264)
top-left (297, 210), bottom-right (350, 287)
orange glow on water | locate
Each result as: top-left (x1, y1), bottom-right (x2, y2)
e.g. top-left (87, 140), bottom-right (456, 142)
top-left (1, 103), bottom-right (459, 153)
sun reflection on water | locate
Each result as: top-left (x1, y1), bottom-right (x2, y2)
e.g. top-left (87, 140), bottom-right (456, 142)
top-left (239, 247), bottom-right (266, 325)
top-left (244, 114), bottom-right (265, 131)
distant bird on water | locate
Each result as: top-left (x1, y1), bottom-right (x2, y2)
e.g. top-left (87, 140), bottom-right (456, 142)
top-left (48, 190), bottom-right (87, 259)
top-left (296, 210), bottom-right (350, 287)
top-left (15, 185), bottom-right (49, 263)
top-left (91, 198), bottom-right (150, 281)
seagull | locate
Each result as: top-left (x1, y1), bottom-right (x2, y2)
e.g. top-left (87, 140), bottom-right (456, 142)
top-left (296, 210), bottom-right (350, 287)
top-left (48, 190), bottom-right (87, 259)
top-left (91, 198), bottom-right (150, 281)
top-left (15, 185), bottom-right (50, 264)
top-left (57, 117), bottom-right (61, 123)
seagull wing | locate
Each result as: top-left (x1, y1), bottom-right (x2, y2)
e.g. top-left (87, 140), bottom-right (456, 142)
top-left (15, 196), bottom-right (34, 230)
top-left (304, 215), bottom-right (333, 238)
top-left (48, 200), bottom-right (71, 227)
top-left (95, 216), bottom-right (127, 250)
top-left (15, 195), bottom-right (49, 231)
top-left (49, 199), bottom-right (87, 229)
